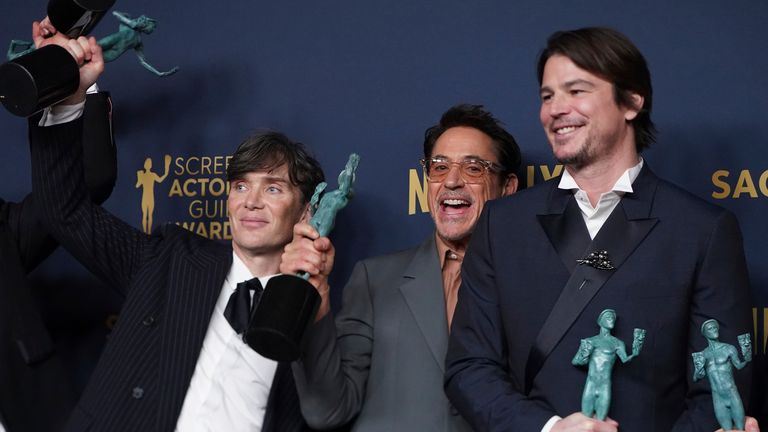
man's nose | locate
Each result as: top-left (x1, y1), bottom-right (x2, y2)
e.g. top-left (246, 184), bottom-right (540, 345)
top-left (245, 189), bottom-right (264, 209)
top-left (442, 164), bottom-right (465, 188)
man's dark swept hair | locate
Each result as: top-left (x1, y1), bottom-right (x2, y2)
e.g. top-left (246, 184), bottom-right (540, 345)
top-left (536, 27), bottom-right (657, 152)
top-left (226, 131), bottom-right (325, 203)
top-left (423, 104), bottom-right (522, 183)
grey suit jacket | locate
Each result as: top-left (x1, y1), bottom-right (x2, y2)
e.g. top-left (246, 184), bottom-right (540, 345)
top-left (294, 236), bottom-right (471, 431)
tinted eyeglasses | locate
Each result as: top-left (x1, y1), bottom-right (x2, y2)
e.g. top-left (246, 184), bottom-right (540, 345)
top-left (419, 157), bottom-right (504, 183)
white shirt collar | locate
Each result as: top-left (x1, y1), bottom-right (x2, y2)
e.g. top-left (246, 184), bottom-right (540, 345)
top-left (558, 157), bottom-right (644, 194)
top-left (227, 252), bottom-right (257, 292)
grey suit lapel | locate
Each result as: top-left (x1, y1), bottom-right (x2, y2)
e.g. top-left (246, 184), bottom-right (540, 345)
top-left (156, 241), bottom-right (232, 431)
top-left (399, 236), bottom-right (449, 372)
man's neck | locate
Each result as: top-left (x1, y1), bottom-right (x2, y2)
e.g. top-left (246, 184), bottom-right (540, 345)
top-left (566, 148), bottom-right (640, 207)
top-left (436, 234), bottom-right (469, 255)
top-left (232, 246), bottom-right (282, 277)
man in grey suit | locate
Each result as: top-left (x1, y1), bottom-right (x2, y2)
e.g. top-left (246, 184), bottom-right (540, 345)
top-left (280, 104), bottom-right (521, 431)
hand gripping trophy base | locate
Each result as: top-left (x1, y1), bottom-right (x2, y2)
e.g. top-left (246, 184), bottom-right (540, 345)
top-left (245, 154), bottom-right (359, 362)
top-left (1, 0), bottom-right (117, 116)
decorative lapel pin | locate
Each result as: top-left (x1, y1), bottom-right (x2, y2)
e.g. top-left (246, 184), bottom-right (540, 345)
top-left (577, 250), bottom-right (615, 270)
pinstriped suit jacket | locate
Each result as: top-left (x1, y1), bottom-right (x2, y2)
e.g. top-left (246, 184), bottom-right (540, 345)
top-left (0, 93), bottom-right (115, 432)
top-left (30, 118), bottom-right (311, 432)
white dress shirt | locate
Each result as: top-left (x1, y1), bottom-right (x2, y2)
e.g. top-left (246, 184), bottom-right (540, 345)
top-left (558, 159), bottom-right (644, 239)
top-left (38, 84), bottom-right (99, 126)
top-left (541, 158), bottom-right (643, 432)
top-left (175, 253), bottom-right (278, 431)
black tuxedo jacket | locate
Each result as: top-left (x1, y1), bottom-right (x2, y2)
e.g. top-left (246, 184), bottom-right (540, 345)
top-left (445, 165), bottom-right (753, 432)
top-left (29, 118), bottom-right (311, 432)
top-left (0, 93), bottom-right (116, 432)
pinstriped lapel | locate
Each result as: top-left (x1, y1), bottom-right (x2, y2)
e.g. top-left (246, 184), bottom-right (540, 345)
top-left (156, 239), bottom-right (232, 431)
top-left (399, 236), bottom-right (448, 372)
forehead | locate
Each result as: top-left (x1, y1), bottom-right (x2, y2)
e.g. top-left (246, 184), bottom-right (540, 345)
top-left (541, 54), bottom-right (612, 89)
top-left (431, 126), bottom-right (497, 162)
top-left (232, 164), bottom-right (293, 184)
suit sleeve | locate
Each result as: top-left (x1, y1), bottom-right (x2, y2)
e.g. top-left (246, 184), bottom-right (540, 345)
top-left (292, 260), bottom-right (374, 429)
top-left (81, 91), bottom-right (117, 204)
top-left (8, 93), bottom-right (117, 273)
top-left (29, 115), bottom-right (150, 296)
top-left (672, 210), bottom-right (753, 430)
top-left (445, 204), bottom-right (555, 431)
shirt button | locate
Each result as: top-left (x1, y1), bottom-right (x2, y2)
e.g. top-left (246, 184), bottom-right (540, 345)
top-left (132, 387), bottom-right (144, 399)
top-left (142, 316), bottom-right (156, 327)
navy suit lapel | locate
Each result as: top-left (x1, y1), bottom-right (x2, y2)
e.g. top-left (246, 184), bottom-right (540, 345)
top-left (525, 166), bottom-right (659, 394)
top-left (537, 186), bottom-right (592, 273)
top-left (156, 241), bottom-right (232, 431)
top-left (399, 237), bottom-right (448, 372)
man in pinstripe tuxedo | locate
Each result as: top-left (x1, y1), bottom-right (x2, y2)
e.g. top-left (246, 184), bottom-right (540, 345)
top-left (28, 25), bottom-right (324, 432)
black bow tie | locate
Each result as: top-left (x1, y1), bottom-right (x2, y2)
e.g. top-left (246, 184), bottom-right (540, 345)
top-left (223, 278), bottom-right (264, 335)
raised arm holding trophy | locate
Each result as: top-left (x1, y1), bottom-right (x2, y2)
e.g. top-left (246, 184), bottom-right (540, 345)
top-left (0, 0), bottom-right (115, 116)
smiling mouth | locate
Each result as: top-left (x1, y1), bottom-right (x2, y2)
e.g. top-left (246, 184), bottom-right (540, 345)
top-left (554, 125), bottom-right (581, 135)
top-left (440, 198), bottom-right (471, 214)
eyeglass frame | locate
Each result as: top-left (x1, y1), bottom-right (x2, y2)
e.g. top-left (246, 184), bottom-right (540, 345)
top-left (419, 156), bottom-right (506, 183)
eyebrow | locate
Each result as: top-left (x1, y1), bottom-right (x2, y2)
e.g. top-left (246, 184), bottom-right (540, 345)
top-left (432, 154), bottom-right (488, 161)
top-left (232, 175), bottom-right (291, 185)
top-left (540, 78), bottom-right (596, 94)
top-left (261, 176), bottom-right (291, 185)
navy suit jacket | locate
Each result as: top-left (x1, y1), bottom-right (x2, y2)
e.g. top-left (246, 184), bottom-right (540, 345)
top-left (445, 165), bottom-right (753, 432)
top-left (29, 118), bottom-right (311, 432)
top-left (0, 93), bottom-right (115, 432)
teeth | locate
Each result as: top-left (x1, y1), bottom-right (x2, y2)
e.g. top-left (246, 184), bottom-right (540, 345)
top-left (555, 126), bottom-right (578, 134)
top-left (443, 199), bottom-right (469, 206)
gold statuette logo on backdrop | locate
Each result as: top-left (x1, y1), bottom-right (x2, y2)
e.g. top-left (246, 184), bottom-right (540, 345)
top-left (135, 154), bottom-right (233, 239)
top-left (136, 155), bottom-right (171, 233)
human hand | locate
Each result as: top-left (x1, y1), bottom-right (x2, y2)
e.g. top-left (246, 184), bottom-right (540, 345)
top-left (716, 416), bottom-right (760, 432)
top-left (31, 20), bottom-right (104, 105)
top-left (31, 17), bottom-right (66, 49)
top-left (551, 413), bottom-right (619, 432)
top-left (280, 222), bottom-right (334, 320)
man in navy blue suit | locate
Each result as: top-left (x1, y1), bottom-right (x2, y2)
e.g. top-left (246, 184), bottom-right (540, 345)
top-left (445, 27), bottom-right (758, 432)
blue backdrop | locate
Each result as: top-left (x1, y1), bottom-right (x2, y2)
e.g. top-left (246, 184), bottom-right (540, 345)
top-left (2, 0), bottom-right (766, 420)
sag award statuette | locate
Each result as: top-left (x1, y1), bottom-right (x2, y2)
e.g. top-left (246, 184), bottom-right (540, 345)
top-left (244, 154), bottom-right (360, 362)
top-left (572, 309), bottom-right (646, 421)
top-left (692, 319), bottom-right (752, 431)
top-left (2, 8), bottom-right (178, 117)
top-left (0, 0), bottom-right (116, 117)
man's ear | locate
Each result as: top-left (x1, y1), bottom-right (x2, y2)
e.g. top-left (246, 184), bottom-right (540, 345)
top-left (502, 174), bottom-right (518, 196)
top-left (624, 92), bottom-right (644, 121)
top-left (299, 203), bottom-right (312, 223)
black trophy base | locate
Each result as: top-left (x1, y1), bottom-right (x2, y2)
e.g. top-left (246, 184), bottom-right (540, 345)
top-left (0, 45), bottom-right (79, 117)
top-left (244, 274), bottom-right (320, 362)
top-left (48, 0), bottom-right (116, 38)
